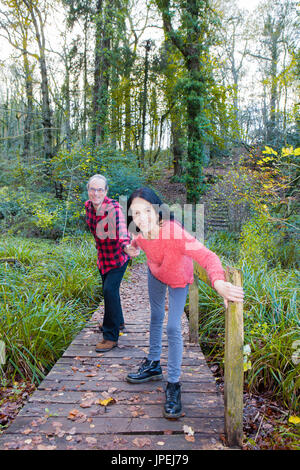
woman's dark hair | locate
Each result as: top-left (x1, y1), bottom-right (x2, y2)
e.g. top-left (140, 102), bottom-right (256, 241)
top-left (127, 187), bottom-right (174, 233)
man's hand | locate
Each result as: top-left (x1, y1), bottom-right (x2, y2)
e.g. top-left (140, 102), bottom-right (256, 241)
top-left (213, 279), bottom-right (244, 309)
top-left (124, 243), bottom-right (140, 257)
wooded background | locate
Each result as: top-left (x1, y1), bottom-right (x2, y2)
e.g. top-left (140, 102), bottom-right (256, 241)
top-left (0, 0), bottom-right (298, 222)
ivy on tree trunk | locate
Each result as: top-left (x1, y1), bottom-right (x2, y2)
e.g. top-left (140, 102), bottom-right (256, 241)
top-left (155, 0), bottom-right (216, 204)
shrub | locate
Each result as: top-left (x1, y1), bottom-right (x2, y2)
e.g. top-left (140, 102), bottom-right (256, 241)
top-left (0, 237), bottom-right (101, 383)
top-left (238, 212), bottom-right (278, 271)
top-left (53, 143), bottom-right (144, 201)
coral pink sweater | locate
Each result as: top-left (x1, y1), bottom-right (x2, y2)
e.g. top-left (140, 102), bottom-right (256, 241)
top-left (131, 220), bottom-right (225, 288)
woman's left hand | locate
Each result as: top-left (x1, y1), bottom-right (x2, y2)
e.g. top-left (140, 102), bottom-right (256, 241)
top-left (213, 280), bottom-right (244, 309)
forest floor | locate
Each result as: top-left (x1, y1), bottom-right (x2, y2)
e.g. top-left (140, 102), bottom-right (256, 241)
top-left (0, 167), bottom-right (299, 450)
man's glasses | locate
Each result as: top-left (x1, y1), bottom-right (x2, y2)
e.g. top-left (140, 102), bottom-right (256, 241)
top-left (88, 187), bottom-right (106, 194)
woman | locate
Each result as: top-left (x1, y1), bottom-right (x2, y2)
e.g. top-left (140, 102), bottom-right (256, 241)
top-left (124, 187), bottom-right (244, 419)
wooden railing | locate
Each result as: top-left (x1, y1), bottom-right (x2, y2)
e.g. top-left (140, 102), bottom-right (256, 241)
top-left (188, 262), bottom-right (244, 448)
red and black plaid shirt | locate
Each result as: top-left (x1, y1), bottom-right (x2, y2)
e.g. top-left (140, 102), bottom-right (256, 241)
top-left (85, 197), bottom-right (130, 274)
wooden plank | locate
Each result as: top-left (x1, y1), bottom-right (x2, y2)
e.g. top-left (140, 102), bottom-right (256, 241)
top-left (26, 390), bottom-right (220, 405)
top-left (37, 378), bottom-right (217, 393)
top-left (46, 360), bottom-right (210, 372)
top-left (61, 345), bottom-right (205, 358)
top-left (194, 263), bottom-right (211, 286)
top-left (44, 368), bottom-right (215, 384)
top-left (0, 432), bottom-right (226, 450)
top-left (17, 400), bottom-right (224, 419)
top-left (3, 415), bottom-right (224, 436)
top-left (55, 355), bottom-right (209, 367)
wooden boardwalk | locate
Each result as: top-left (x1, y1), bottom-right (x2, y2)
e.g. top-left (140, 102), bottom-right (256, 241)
top-left (0, 263), bottom-right (226, 450)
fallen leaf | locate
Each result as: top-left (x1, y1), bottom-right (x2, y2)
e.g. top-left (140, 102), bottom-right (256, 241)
top-left (288, 415), bottom-right (300, 425)
top-left (22, 428), bottom-right (32, 435)
top-left (82, 392), bottom-right (96, 399)
top-left (67, 409), bottom-right (87, 422)
top-left (185, 434), bottom-right (195, 442)
top-left (52, 421), bottom-right (63, 428)
top-left (131, 410), bottom-right (144, 417)
top-left (80, 400), bottom-right (94, 408)
top-left (30, 420), bottom-right (39, 427)
top-left (183, 425), bottom-right (194, 436)
top-left (85, 437), bottom-right (97, 445)
top-left (98, 397), bottom-right (116, 407)
top-left (68, 409), bottom-right (79, 420)
top-left (132, 437), bottom-right (151, 448)
top-left (85, 372), bottom-right (97, 377)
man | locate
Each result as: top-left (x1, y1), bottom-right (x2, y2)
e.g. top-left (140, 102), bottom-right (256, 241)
top-left (85, 174), bottom-right (131, 352)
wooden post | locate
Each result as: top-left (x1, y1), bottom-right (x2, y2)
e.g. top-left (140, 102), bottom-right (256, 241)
top-left (188, 265), bottom-right (199, 343)
top-left (224, 266), bottom-right (244, 448)
top-left (188, 262), bottom-right (211, 343)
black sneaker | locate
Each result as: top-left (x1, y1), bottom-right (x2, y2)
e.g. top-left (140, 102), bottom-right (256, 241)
top-left (126, 358), bottom-right (163, 383)
top-left (163, 382), bottom-right (182, 419)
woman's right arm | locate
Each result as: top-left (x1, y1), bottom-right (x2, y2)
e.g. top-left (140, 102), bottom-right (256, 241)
top-left (173, 224), bottom-right (226, 288)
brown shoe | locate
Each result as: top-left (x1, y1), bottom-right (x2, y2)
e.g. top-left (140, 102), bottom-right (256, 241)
top-left (95, 340), bottom-right (118, 352)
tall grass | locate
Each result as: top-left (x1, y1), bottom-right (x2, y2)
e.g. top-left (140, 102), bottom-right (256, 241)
top-left (0, 236), bottom-right (102, 384)
top-left (198, 232), bottom-right (300, 412)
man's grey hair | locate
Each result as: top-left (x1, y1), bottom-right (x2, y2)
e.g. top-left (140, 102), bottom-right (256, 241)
top-left (87, 174), bottom-right (108, 191)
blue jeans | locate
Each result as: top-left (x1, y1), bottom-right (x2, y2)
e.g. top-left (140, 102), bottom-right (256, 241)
top-left (99, 260), bottom-right (129, 342)
top-left (147, 268), bottom-right (189, 383)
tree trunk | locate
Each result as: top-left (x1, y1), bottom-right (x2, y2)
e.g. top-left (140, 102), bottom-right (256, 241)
top-left (92, 0), bottom-right (111, 146)
top-left (23, 0), bottom-right (53, 164)
top-left (124, 76), bottom-right (131, 151)
top-left (82, 14), bottom-right (89, 143)
top-left (156, 0), bottom-right (213, 204)
top-left (267, 36), bottom-right (279, 143)
top-left (22, 47), bottom-right (34, 160)
top-left (171, 119), bottom-right (184, 176)
top-left (185, 53), bottom-right (206, 204)
top-left (140, 40), bottom-right (152, 168)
